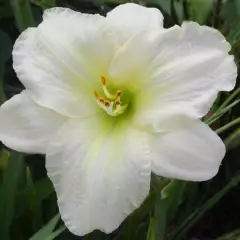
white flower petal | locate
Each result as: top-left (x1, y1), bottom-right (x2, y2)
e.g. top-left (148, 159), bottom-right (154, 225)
top-left (107, 3), bottom-right (164, 43)
top-left (109, 33), bottom-right (155, 89)
top-left (133, 105), bottom-right (193, 133)
top-left (146, 22), bottom-right (237, 120)
top-left (151, 121), bottom-right (226, 181)
top-left (13, 8), bottom-right (117, 118)
top-left (0, 91), bottom-right (66, 154)
top-left (46, 118), bottom-right (151, 235)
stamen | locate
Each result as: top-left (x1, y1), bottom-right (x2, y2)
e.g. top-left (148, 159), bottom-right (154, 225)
top-left (104, 100), bottom-right (110, 107)
top-left (101, 76), bottom-right (116, 100)
top-left (101, 76), bottom-right (106, 85)
top-left (94, 90), bottom-right (99, 99)
top-left (116, 90), bottom-right (122, 97)
top-left (115, 99), bottom-right (120, 105)
top-left (114, 104), bottom-right (128, 116)
top-left (95, 90), bottom-right (106, 105)
top-left (99, 97), bottom-right (104, 103)
top-left (94, 76), bottom-right (128, 117)
top-left (115, 90), bottom-right (121, 105)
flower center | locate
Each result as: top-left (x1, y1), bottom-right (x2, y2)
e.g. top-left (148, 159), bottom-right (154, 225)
top-left (94, 76), bottom-right (128, 117)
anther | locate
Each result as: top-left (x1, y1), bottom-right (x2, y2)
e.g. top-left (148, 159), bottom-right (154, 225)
top-left (115, 99), bottom-right (120, 105)
top-left (101, 77), bottom-right (116, 100)
top-left (99, 97), bottom-right (104, 103)
top-left (94, 91), bottom-right (99, 99)
top-left (116, 90), bottom-right (122, 97)
top-left (104, 100), bottom-right (110, 107)
top-left (95, 76), bottom-right (128, 117)
top-left (101, 76), bottom-right (106, 85)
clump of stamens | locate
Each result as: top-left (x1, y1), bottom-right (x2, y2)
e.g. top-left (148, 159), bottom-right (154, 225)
top-left (94, 77), bottom-right (128, 117)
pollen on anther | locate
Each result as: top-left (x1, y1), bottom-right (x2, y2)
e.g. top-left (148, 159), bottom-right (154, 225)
top-left (94, 91), bottom-right (99, 99)
top-left (116, 90), bottom-right (122, 97)
top-left (104, 100), bottom-right (110, 107)
top-left (101, 76), bottom-right (106, 85)
top-left (115, 99), bottom-right (120, 105)
top-left (99, 97), bottom-right (104, 103)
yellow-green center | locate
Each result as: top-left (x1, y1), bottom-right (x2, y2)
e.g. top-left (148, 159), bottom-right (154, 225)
top-left (95, 76), bottom-right (129, 117)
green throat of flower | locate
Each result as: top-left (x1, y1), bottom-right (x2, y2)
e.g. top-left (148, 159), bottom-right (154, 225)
top-left (95, 76), bottom-right (129, 117)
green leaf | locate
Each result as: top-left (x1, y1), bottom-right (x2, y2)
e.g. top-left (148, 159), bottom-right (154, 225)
top-left (148, 195), bottom-right (168, 240)
top-left (0, 29), bottom-right (12, 103)
top-left (224, 128), bottom-right (240, 151)
top-left (0, 5), bottom-right (13, 20)
top-left (162, 180), bottom-right (186, 222)
top-left (0, 152), bottom-right (24, 240)
top-left (217, 228), bottom-right (240, 240)
top-left (147, 216), bottom-right (155, 240)
top-left (221, 0), bottom-right (240, 26)
top-left (14, 177), bottom-right (54, 220)
top-left (26, 167), bottom-right (43, 231)
top-left (173, 0), bottom-right (184, 23)
top-left (205, 99), bottom-right (240, 125)
top-left (156, 0), bottom-right (171, 14)
top-left (29, 213), bottom-right (61, 240)
top-left (30, 0), bottom-right (56, 10)
top-left (123, 192), bottom-right (156, 240)
top-left (45, 226), bottom-right (66, 240)
top-left (188, 0), bottom-right (214, 24)
top-left (0, 149), bottom-right (10, 172)
top-left (10, 0), bottom-right (35, 32)
top-left (102, 0), bottom-right (128, 3)
top-left (35, 178), bottom-right (54, 200)
top-left (216, 117), bottom-right (240, 134)
top-left (170, 172), bottom-right (240, 240)
top-left (205, 88), bottom-right (240, 125)
top-left (0, 30), bottom-right (12, 68)
top-left (218, 88), bottom-right (240, 111)
top-left (221, 0), bottom-right (240, 46)
top-left (147, 176), bottom-right (175, 240)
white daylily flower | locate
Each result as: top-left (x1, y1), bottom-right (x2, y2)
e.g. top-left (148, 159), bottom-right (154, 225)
top-left (0, 3), bottom-right (237, 236)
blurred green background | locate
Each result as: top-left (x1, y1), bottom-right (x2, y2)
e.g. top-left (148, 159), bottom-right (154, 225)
top-left (0, 0), bottom-right (240, 239)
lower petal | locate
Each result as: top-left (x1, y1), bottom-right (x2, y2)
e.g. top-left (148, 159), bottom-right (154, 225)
top-left (150, 121), bottom-right (226, 181)
top-left (46, 117), bottom-right (151, 235)
top-left (0, 91), bottom-right (67, 153)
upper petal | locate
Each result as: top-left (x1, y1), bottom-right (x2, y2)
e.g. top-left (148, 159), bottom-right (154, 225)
top-left (13, 8), bottom-right (117, 118)
top-left (109, 32), bottom-right (155, 90)
top-left (46, 117), bottom-right (151, 235)
top-left (106, 3), bottom-right (164, 43)
top-left (0, 91), bottom-right (66, 154)
top-left (132, 22), bottom-right (237, 132)
top-left (147, 22), bottom-right (237, 118)
top-left (151, 120), bottom-right (226, 181)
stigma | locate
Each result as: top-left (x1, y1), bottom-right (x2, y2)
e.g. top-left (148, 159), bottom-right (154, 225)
top-left (94, 77), bottom-right (128, 117)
